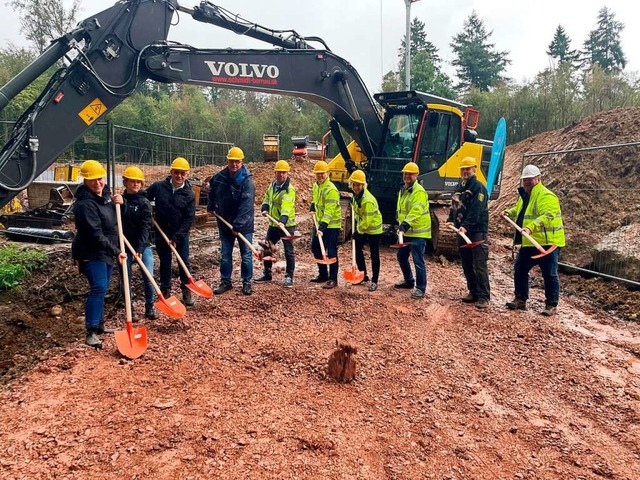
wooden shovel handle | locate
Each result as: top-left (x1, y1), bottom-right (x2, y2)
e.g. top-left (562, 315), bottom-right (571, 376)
top-left (350, 205), bottom-right (357, 268)
top-left (311, 213), bottom-right (329, 258)
top-left (121, 235), bottom-right (163, 296)
top-left (447, 223), bottom-right (472, 244)
top-left (115, 204), bottom-right (133, 323)
top-left (265, 212), bottom-right (292, 237)
top-left (501, 214), bottom-right (545, 252)
top-left (152, 218), bottom-right (193, 278)
top-left (214, 213), bottom-right (260, 255)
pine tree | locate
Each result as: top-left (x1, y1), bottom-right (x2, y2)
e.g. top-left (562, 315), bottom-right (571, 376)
top-left (450, 11), bottom-right (510, 93)
top-left (547, 25), bottom-right (580, 69)
top-left (582, 7), bottom-right (626, 73)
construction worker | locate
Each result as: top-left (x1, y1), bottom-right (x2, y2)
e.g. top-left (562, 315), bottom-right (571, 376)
top-left (447, 157), bottom-right (490, 309)
top-left (208, 146), bottom-right (256, 296)
top-left (72, 160), bottom-right (126, 348)
top-left (395, 162), bottom-right (431, 299)
top-left (255, 160), bottom-right (297, 288)
top-left (146, 157), bottom-right (196, 307)
top-left (503, 164), bottom-right (565, 316)
top-left (121, 166), bottom-right (157, 320)
top-left (310, 160), bottom-right (341, 289)
top-left (349, 169), bottom-right (382, 292)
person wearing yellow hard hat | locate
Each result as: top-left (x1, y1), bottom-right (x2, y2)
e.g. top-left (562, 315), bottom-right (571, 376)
top-left (72, 160), bottom-right (126, 349)
top-left (119, 166), bottom-right (157, 320)
top-left (446, 156), bottom-right (491, 309)
top-left (146, 157), bottom-right (196, 306)
top-left (255, 160), bottom-right (297, 287)
top-left (208, 146), bottom-right (256, 295)
top-left (502, 164), bottom-right (565, 316)
top-left (310, 160), bottom-right (342, 289)
top-left (395, 162), bottom-right (431, 299)
top-left (349, 169), bottom-right (383, 292)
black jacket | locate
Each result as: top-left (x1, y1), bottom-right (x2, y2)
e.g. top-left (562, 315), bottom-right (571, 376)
top-left (448, 175), bottom-right (489, 233)
top-left (122, 191), bottom-right (153, 253)
top-left (72, 184), bottom-right (120, 265)
top-left (207, 166), bottom-right (255, 234)
top-left (146, 177), bottom-right (195, 243)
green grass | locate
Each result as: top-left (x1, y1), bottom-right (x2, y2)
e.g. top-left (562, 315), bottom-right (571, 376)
top-left (0, 244), bottom-right (47, 290)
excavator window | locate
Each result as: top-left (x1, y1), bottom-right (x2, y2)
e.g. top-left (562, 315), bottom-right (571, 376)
top-left (380, 110), bottom-right (421, 159)
top-left (417, 111), bottom-right (461, 173)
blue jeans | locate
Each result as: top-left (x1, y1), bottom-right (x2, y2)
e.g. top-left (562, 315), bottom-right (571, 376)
top-left (81, 260), bottom-right (114, 331)
top-left (156, 236), bottom-right (190, 291)
top-left (218, 226), bottom-right (253, 284)
top-left (514, 246), bottom-right (561, 306)
top-left (311, 228), bottom-right (339, 281)
top-left (396, 237), bottom-right (427, 291)
top-left (121, 246), bottom-right (155, 308)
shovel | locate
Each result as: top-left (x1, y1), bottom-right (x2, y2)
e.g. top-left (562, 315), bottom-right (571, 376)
top-left (311, 213), bottom-right (337, 265)
top-left (343, 206), bottom-right (365, 284)
top-left (390, 230), bottom-right (411, 249)
top-left (115, 204), bottom-right (148, 359)
top-left (265, 213), bottom-right (301, 240)
top-left (122, 236), bottom-right (186, 319)
top-left (214, 213), bottom-right (275, 261)
top-left (501, 214), bottom-right (558, 259)
top-left (152, 219), bottom-right (213, 298)
top-left (447, 224), bottom-right (485, 249)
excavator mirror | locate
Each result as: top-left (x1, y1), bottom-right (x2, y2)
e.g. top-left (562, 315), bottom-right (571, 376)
top-left (464, 108), bottom-right (480, 130)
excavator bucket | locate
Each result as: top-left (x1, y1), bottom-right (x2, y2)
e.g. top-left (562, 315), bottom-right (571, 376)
top-left (115, 323), bottom-right (148, 360)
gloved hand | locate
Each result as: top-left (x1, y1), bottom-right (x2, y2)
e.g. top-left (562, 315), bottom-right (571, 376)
top-left (310, 203), bottom-right (316, 213)
top-left (261, 210), bottom-right (268, 217)
top-left (398, 221), bottom-right (410, 233)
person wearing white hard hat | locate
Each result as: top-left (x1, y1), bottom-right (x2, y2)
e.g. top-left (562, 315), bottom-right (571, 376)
top-left (502, 164), bottom-right (565, 316)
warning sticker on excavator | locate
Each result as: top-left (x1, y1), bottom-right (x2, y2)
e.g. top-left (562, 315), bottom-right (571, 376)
top-left (78, 99), bottom-right (107, 125)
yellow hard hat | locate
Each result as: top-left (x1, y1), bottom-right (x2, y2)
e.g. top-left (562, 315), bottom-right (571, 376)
top-left (80, 160), bottom-right (107, 180)
top-left (122, 166), bottom-right (145, 182)
top-left (349, 169), bottom-right (366, 184)
top-left (171, 157), bottom-right (190, 171)
top-left (227, 146), bottom-right (245, 161)
top-left (312, 161), bottom-right (329, 174)
top-left (274, 160), bottom-right (290, 172)
top-left (402, 162), bottom-right (419, 174)
top-left (459, 157), bottom-right (477, 169)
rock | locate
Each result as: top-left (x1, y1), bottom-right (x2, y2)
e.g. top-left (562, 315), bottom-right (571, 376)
top-left (592, 223), bottom-right (640, 281)
top-left (50, 305), bottom-right (63, 317)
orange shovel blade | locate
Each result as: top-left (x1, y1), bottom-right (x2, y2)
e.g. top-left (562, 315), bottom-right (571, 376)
top-left (156, 295), bottom-right (186, 319)
top-left (460, 240), bottom-right (485, 249)
top-left (390, 242), bottom-right (411, 249)
top-left (344, 266), bottom-right (365, 284)
top-left (186, 278), bottom-right (213, 298)
top-left (316, 256), bottom-right (337, 265)
top-left (532, 244), bottom-right (558, 259)
top-left (115, 323), bottom-right (148, 359)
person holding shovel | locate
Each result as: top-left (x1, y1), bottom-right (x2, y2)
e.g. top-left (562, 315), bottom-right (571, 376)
top-left (502, 164), bottom-right (565, 316)
top-left (255, 160), bottom-right (297, 288)
top-left (349, 169), bottom-right (382, 292)
top-left (146, 157), bottom-right (196, 307)
top-left (208, 146), bottom-right (256, 296)
top-left (72, 160), bottom-right (126, 348)
top-left (120, 166), bottom-right (157, 320)
top-left (310, 160), bottom-right (342, 289)
top-left (446, 157), bottom-right (490, 309)
top-left (394, 162), bottom-right (431, 299)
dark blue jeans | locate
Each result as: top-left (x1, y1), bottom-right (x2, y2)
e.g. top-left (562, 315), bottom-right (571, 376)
top-left (120, 246), bottom-right (155, 308)
top-left (156, 236), bottom-right (190, 291)
top-left (81, 260), bottom-right (114, 331)
top-left (311, 228), bottom-right (339, 281)
top-left (514, 246), bottom-right (561, 306)
top-left (218, 226), bottom-right (253, 284)
top-left (396, 236), bottom-right (427, 292)
top-left (263, 226), bottom-right (295, 278)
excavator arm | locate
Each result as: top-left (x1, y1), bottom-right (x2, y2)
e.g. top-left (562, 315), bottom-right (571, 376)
top-left (0, 0), bottom-right (382, 208)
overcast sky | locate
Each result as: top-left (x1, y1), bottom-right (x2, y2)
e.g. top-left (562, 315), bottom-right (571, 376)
top-left (0, 0), bottom-right (637, 93)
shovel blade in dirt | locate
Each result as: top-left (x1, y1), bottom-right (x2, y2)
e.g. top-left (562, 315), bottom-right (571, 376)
top-left (344, 265), bottom-right (365, 284)
top-left (115, 323), bottom-right (148, 359)
top-left (532, 244), bottom-right (558, 259)
top-left (156, 295), bottom-right (186, 319)
top-left (185, 277), bottom-right (213, 298)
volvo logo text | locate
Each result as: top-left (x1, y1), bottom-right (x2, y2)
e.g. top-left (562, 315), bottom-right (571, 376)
top-left (204, 61), bottom-right (280, 79)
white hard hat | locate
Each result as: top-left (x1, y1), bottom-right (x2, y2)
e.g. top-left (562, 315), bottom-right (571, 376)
top-left (520, 164), bottom-right (541, 179)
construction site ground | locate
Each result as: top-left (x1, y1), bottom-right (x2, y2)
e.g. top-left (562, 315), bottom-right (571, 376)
top-left (1, 107), bottom-right (640, 479)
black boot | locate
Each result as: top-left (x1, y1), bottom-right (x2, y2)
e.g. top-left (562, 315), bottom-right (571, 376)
top-left (145, 305), bottom-right (158, 320)
top-left (214, 281), bottom-right (232, 295)
top-left (254, 271), bottom-right (272, 283)
top-left (182, 288), bottom-right (195, 307)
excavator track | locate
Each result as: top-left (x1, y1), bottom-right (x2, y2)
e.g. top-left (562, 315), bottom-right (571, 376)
top-left (430, 206), bottom-right (459, 259)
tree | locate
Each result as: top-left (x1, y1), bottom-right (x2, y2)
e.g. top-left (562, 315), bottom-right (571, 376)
top-left (450, 11), bottom-right (510, 93)
top-left (410, 52), bottom-right (454, 98)
top-left (380, 70), bottom-right (401, 92)
top-left (10, 0), bottom-right (81, 53)
top-left (582, 7), bottom-right (626, 74)
top-left (547, 25), bottom-right (580, 69)
top-left (398, 18), bottom-right (441, 71)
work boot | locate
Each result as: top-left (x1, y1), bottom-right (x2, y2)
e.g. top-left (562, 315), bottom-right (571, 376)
top-left (310, 275), bottom-right (328, 283)
top-left (475, 299), bottom-right (490, 310)
top-left (394, 279), bottom-right (415, 289)
top-left (182, 288), bottom-right (195, 307)
top-left (214, 281), bottom-right (232, 295)
top-left (323, 280), bottom-right (337, 289)
top-left (96, 324), bottom-right (115, 334)
top-left (242, 281), bottom-right (253, 296)
top-left (461, 292), bottom-right (477, 303)
top-left (254, 273), bottom-right (272, 283)
top-left (145, 305), bottom-right (158, 320)
top-left (161, 288), bottom-right (171, 299)
top-left (541, 304), bottom-right (557, 316)
top-left (283, 276), bottom-right (294, 288)
top-left (410, 288), bottom-right (425, 299)
top-left (85, 330), bottom-right (102, 349)
top-left (506, 298), bottom-right (527, 310)
top-left (368, 282), bottom-right (378, 292)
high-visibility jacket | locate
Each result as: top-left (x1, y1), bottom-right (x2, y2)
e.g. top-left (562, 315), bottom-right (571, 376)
top-left (505, 182), bottom-right (565, 247)
top-left (312, 177), bottom-right (342, 229)
top-left (261, 178), bottom-right (296, 227)
top-left (352, 188), bottom-right (383, 235)
top-left (396, 181), bottom-right (431, 238)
